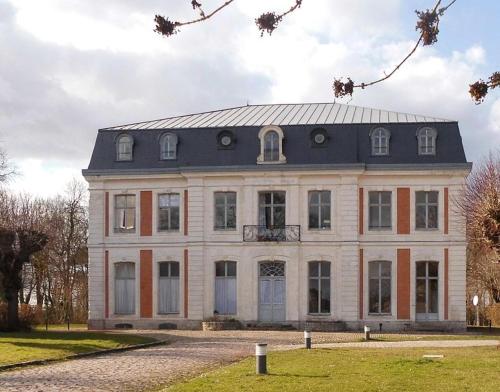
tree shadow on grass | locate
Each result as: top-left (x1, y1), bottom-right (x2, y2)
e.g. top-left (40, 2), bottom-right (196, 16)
top-left (6, 341), bottom-right (110, 354)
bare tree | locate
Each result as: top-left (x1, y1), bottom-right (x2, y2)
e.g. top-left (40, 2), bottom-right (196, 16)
top-left (458, 152), bottom-right (500, 308)
top-left (0, 148), bottom-right (17, 184)
top-left (153, 0), bottom-right (498, 103)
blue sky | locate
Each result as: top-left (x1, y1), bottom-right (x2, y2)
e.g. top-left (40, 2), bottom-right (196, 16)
top-left (0, 0), bottom-right (499, 196)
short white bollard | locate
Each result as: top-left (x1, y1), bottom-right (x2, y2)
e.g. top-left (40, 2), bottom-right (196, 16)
top-left (364, 325), bottom-right (371, 341)
top-left (255, 343), bottom-right (267, 375)
top-left (304, 330), bottom-right (312, 349)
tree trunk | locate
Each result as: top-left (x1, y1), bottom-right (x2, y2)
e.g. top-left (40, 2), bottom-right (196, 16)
top-left (5, 286), bottom-right (19, 331)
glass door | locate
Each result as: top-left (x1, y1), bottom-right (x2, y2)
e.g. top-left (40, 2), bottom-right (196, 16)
top-left (416, 261), bottom-right (439, 321)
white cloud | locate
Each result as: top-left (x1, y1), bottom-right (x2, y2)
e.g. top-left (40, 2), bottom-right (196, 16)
top-left (490, 99), bottom-right (500, 132)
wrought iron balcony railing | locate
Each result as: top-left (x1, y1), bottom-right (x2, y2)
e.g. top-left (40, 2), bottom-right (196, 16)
top-left (243, 225), bottom-right (301, 242)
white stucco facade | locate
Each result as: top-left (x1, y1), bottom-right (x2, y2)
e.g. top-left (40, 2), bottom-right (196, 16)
top-left (85, 167), bottom-right (468, 331)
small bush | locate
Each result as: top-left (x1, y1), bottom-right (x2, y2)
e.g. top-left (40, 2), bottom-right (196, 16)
top-left (486, 304), bottom-right (500, 326)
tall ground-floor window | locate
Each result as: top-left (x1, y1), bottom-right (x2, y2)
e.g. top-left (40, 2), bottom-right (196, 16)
top-left (158, 261), bottom-right (180, 314)
top-left (369, 261), bottom-right (391, 314)
top-left (114, 262), bottom-right (135, 314)
top-left (215, 261), bottom-right (237, 315)
top-left (308, 261), bottom-right (331, 314)
top-left (416, 261), bottom-right (439, 320)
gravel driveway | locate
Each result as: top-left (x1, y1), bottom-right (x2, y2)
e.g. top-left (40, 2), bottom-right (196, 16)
top-left (0, 331), bottom-right (497, 392)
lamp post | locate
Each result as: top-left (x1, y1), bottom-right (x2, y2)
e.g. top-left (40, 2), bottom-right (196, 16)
top-left (255, 343), bottom-right (267, 375)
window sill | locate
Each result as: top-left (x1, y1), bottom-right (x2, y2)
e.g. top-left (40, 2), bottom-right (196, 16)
top-left (157, 312), bottom-right (180, 315)
top-left (307, 313), bottom-right (331, 317)
top-left (307, 228), bottom-right (332, 232)
top-left (213, 228), bottom-right (238, 232)
top-left (113, 230), bottom-right (136, 234)
top-left (157, 229), bottom-right (181, 233)
top-left (415, 228), bottom-right (439, 232)
top-left (367, 313), bottom-right (393, 317)
top-left (368, 227), bottom-right (392, 231)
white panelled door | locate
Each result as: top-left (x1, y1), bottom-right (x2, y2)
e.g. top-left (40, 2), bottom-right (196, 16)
top-left (259, 262), bottom-right (286, 322)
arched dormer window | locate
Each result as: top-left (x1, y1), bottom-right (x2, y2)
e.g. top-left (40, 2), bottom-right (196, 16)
top-left (160, 133), bottom-right (178, 160)
top-left (370, 127), bottom-right (390, 156)
top-left (116, 134), bottom-right (133, 161)
top-left (417, 127), bottom-right (437, 155)
top-left (257, 126), bottom-right (286, 164)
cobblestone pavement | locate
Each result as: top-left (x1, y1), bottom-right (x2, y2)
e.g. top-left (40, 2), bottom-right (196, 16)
top-left (0, 331), bottom-right (498, 392)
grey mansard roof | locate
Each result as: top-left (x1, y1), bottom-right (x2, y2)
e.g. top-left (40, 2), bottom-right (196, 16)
top-left (84, 103), bottom-right (470, 176)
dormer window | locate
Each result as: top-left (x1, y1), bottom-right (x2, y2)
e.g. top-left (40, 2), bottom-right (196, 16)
top-left (370, 127), bottom-right (390, 156)
top-left (116, 134), bottom-right (133, 161)
top-left (160, 133), bottom-right (177, 160)
top-left (257, 126), bottom-right (286, 164)
top-left (417, 127), bottom-right (437, 155)
top-left (310, 128), bottom-right (329, 147)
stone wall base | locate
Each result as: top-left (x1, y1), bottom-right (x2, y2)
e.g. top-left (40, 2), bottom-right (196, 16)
top-left (88, 318), bottom-right (466, 332)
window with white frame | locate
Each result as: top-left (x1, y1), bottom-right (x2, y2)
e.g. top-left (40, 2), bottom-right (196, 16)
top-left (116, 134), bottom-right (133, 161)
top-left (369, 261), bottom-right (391, 314)
top-left (214, 192), bottom-right (236, 230)
top-left (415, 191), bottom-right (438, 229)
top-left (370, 128), bottom-right (390, 156)
top-left (257, 126), bottom-right (286, 164)
top-left (114, 194), bottom-right (136, 233)
top-left (158, 261), bottom-right (179, 314)
top-left (214, 261), bottom-right (237, 315)
top-left (158, 193), bottom-right (180, 231)
top-left (258, 191), bottom-right (286, 228)
top-left (160, 133), bottom-right (178, 160)
top-left (368, 191), bottom-right (392, 230)
top-left (417, 127), bottom-right (437, 155)
top-left (308, 191), bottom-right (331, 230)
top-left (308, 261), bottom-right (331, 314)
top-left (114, 262), bottom-right (135, 314)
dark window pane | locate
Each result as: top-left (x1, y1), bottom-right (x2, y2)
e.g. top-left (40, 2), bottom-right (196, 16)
top-left (170, 262), bottom-right (180, 277)
top-left (309, 279), bottom-right (319, 313)
top-left (369, 206), bottom-right (379, 228)
top-left (369, 192), bottom-right (378, 204)
top-left (227, 192), bottom-right (236, 204)
top-left (158, 209), bottom-right (169, 230)
top-left (416, 205), bottom-right (426, 228)
top-left (309, 191), bottom-right (319, 204)
top-left (214, 193), bottom-right (225, 205)
top-left (416, 279), bottom-right (426, 313)
top-left (381, 261), bottom-right (391, 277)
top-left (159, 262), bottom-right (169, 277)
top-left (369, 278), bottom-right (379, 313)
top-left (369, 262), bottom-right (378, 278)
top-left (429, 279), bottom-right (438, 313)
top-left (309, 262), bottom-right (319, 277)
top-left (320, 262), bottom-right (330, 277)
top-left (274, 207), bottom-right (286, 227)
top-left (309, 207), bottom-right (319, 229)
top-left (428, 191), bottom-right (438, 204)
top-left (170, 208), bottom-right (180, 230)
top-left (227, 205), bottom-right (236, 228)
top-left (320, 279), bottom-right (330, 313)
top-left (381, 279), bottom-right (391, 313)
top-left (215, 206), bottom-right (225, 229)
top-left (428, 262), bottom-right (438, 277)
top-left (321, 205), bottom-right (331, 228)
top-left (273, 192), bottom-right (286, 205)
top-left (416, 262), bottom-right (426, 277)
top-left (381, 192), bottom-right (391, 204)
top-left (381, 206), bottom-right (391, 227)
top-left (215, 262), bottom-right (225, 277)
top-left (428, 205), bottom-right (438, 228)
top-left (416, 191), bottom-right (426, 204)
top-left (226, 261), bottom-right (237, 277)
top-left (321, 191), bottom-right (330, 202)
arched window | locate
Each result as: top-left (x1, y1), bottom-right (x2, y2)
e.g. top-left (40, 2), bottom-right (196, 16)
top-left (114, 262), bottom-right (135, 314)
top-left (160, 133), bottom-right (178, 160)
top-left (158, 261), bottom-right (179, 314)
top-left (370, 127), bottom-right (390, 156)
top-left (417, 127), bottom-right (437, 155)
top-left (116, 134), bottom-right (133, 161)
top-left (257, 126), bottom-right (286, 164)
top-left (214, 261), bottom-right (237, 315)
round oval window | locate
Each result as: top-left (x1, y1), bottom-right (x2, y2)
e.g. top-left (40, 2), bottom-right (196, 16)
top-left (221, 135), bottom-right (232, 146)
top-left (314, 133), bottom-right (326, 144)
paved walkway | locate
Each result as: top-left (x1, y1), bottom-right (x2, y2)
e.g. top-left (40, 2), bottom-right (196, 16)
top-left (0, 331), bottom-right (498, 392)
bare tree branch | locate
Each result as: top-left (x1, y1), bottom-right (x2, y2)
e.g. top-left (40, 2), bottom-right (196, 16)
top-left (255, 0), bottom-right (303, 36)
top-left (0, 148), bottom-right (17, 184)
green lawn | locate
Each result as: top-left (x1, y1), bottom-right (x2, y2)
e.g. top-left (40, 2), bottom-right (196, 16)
top-left (0, 331), bottom-right (156, 366)
top-left (166, 347), bottom-right (500, 392)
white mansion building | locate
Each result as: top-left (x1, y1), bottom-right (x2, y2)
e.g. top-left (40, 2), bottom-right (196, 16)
top-left (83, 103), bottom-right (471, 331)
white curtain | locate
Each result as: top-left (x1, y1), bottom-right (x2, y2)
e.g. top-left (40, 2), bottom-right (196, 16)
top-left (158, 277), bottom-right (179, 313)
top-left (215, 277), bottom-right (236, 315)
top-left (115, 263), bottom-right (135, 314)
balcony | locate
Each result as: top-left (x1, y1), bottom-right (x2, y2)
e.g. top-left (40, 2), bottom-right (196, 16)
top-left (243, 225), bottom-right (301, 242)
